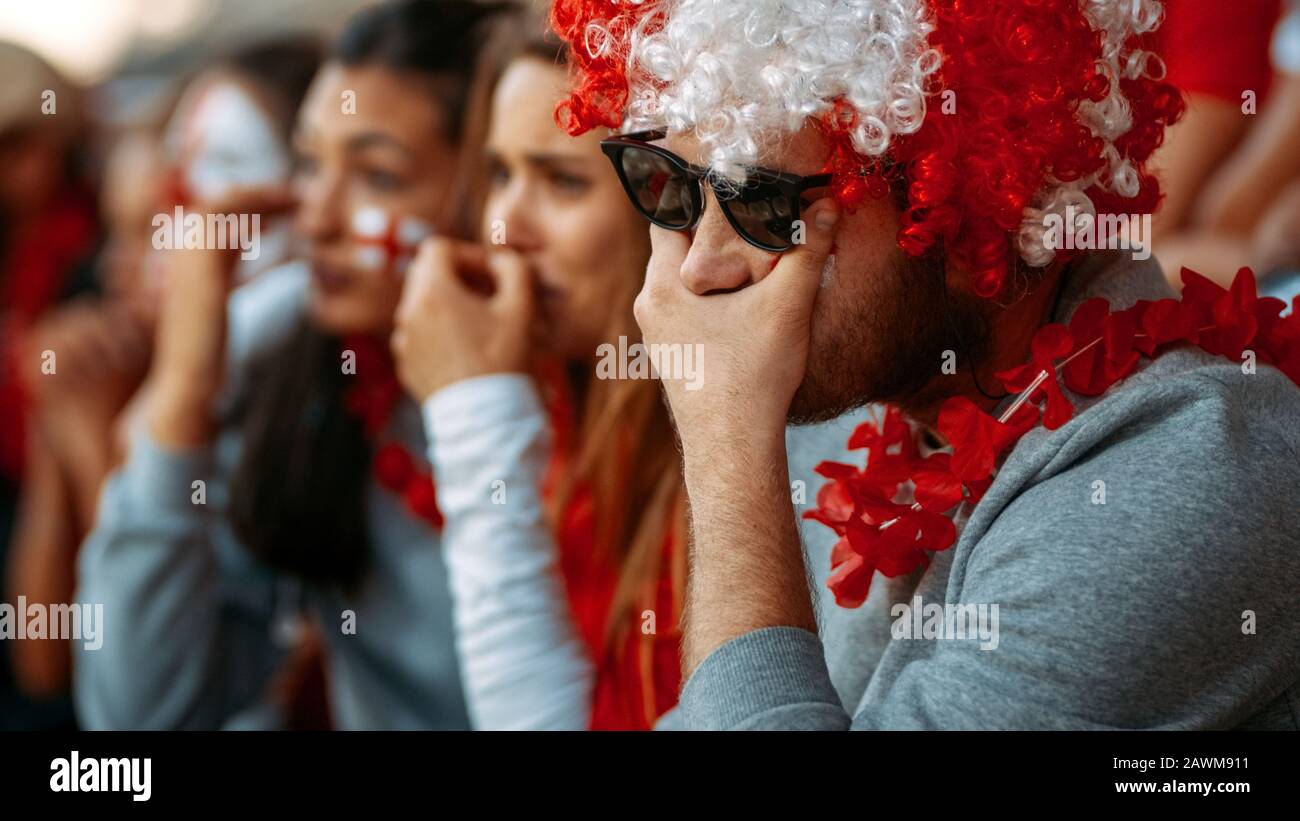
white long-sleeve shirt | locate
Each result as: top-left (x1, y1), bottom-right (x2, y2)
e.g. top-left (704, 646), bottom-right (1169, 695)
top-left (423, 374), bottom-right (595, 729)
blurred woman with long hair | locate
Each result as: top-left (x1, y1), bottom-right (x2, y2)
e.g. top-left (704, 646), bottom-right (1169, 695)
top-left (7, 33), bottom-right (321, 708)
top-left (73, 0), bottom-right (507, 730)
top-left (392, 16), bottom-right (687, 730)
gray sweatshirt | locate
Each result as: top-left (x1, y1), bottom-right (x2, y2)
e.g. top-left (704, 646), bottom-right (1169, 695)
top-left (677, 251), bottom-right (1300, 730)
top-left (72, 265), bottom-right (469, 730)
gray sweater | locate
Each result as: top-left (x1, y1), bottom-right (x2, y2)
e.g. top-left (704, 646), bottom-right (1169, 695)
top-left (73, 266), bottom-right (469, 730)
top-left (678, 251), bottom-right (1300, 730)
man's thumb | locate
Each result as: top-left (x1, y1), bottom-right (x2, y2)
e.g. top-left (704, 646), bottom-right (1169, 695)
top-left (766, 197), bottom-right (839, 295)
top-left (774, 196), bottom-right (837, 274)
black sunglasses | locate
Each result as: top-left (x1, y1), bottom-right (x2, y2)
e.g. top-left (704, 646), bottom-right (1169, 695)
top-left (600, 130), bottom-right (833, 253)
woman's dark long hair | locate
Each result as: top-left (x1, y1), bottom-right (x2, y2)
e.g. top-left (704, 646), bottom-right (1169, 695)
top-left (228, 0), bottom-right (512, 592)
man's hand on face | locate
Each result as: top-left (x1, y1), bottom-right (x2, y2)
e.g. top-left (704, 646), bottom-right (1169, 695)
top-left (637, 197), bottom-right (839, 671)
top-left (634, 198), bottom-right (840, 450)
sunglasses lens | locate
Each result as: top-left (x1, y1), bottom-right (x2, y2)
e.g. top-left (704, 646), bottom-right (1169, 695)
top-left (617, 146), bottom-right (695, 229)
top-left (724, 185), bottom-right (798, 250)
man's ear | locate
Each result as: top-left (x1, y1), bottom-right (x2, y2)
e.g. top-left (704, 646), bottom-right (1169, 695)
top-left (928, 249), bottom-right (969, 302)
top-left (940, 253), bottom-right (1067, 306)
top-left (1015, 256), bottom-right (1075, 306)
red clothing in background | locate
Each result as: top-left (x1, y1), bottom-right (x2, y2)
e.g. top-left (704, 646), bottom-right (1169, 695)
top-left (557, 488), bottom-right (682, 730)
top-left (540, 366), bottom-right (683, 731)
top-left (1152, 0), bottom-right (1282, 104)
top-left (0, 188), bottom-right (98, 482)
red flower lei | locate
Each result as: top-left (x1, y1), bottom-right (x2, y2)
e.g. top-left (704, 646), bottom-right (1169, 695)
top-left (340, 335), bottom-right (443, 529)
top-left (806, 268), bottom-right (1300, 608)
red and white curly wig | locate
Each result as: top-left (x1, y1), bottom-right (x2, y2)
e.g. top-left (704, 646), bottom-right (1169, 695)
top-left (549, 0), bottom-right (1185, 298)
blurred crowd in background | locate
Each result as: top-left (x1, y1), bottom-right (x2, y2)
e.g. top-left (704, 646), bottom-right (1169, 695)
top-left (1, 0), bottom-right (370, 730)
top-left (1, 0), bottom-right (1297, 730)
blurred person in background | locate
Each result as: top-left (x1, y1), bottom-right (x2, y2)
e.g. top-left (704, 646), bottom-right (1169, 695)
top-left (73, 0), bottom-right (505, 730)
top-left (0, 40), bottom-right (99, 730)
top-left (1148, 0), bottom-right (1282, 235)
top-left (1152, 0), bottom-right (1300, 298)
top-left (391, 18), bottom-right (687, 730)
top-left (4, 35), bottom-right (322, 720)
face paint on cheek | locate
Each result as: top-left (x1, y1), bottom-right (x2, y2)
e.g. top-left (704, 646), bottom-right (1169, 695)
top-left (350, 206), bottom-right (435, 278)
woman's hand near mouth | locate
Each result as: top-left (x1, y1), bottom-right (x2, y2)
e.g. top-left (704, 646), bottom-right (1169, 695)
top-left (148, 185), bottom-right (296, 448)
top-left (392, 237), bottom-right (534, 402)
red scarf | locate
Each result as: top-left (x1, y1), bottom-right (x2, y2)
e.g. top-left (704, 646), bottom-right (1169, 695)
top-left (538, 360), bottom-right (683, 730)
top-left (555, 488), bottom-right (682, 730)
top-left (340, 335), bottom-right (442, 528)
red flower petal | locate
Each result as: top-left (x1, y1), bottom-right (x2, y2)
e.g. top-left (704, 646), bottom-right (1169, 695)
top-left (816, 480), bottom-right (855, 521)
top-left (874, 518), bottom-right (924, 576)
top-left (847, 480), bottom-right (908, 523)
top-left (827, 550), bottom-right (876, 608)
top-left (813, 461), bottom-right (860, 480)
top-left (912, 453), bottom-right (963, 511)
top-left (1031, 322), bottom-right (1074, 362)
top-left (803, 480), bottom-right (855, 534)
top-left (844, 512), bottom-right (882, 558)
top-left (915, 510), bottom-right (957, 552)
top-left (994, 361), bottom-right (1042, 394)
top-left (938, 396), bottom-right (1028, 482)
top-left (1180, 267), bottom-right (1226, 305)
top-left (829, 535), bottom-right (854, 569)
top-left (1197, 267), bottom-right (1259, 359)
top-left (964, 475), bottom-right (994, 504)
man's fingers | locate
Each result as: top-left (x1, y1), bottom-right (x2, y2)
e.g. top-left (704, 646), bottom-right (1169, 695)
top-left (763, 197), bottom-right (840, 303)
top-left (645, 224), bottom-right (691, 293)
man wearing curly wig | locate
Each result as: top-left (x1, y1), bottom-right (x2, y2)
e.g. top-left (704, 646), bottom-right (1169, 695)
top-left (549, 0), bottom-right (1300, 729)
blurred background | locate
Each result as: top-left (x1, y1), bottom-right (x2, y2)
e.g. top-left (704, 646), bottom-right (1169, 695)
top-left (0, 0), bottom-right (380, 731)
top-left (2, 0), bottom-right (360, 81)
top-left (2, 0), bottom-right (368, 129)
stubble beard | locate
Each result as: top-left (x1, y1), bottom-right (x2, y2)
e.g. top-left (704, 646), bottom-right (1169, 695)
top-left (787, 250), bottom-right (992, 426)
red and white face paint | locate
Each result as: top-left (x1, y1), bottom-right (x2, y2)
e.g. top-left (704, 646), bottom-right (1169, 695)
top-left (161, 76), bottom-right (296, 282)
top-left (164, 76), bottom-right (291, 204)
top-left (349, 206), bottom-right (435, 278)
